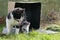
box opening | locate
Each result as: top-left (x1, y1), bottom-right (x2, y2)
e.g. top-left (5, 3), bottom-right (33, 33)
top-left (15, 2), bottom-right (41, 30)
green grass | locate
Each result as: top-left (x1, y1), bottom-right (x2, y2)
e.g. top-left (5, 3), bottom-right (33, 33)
top-left (0, 24), bottom-right (5, 32)
top-left (0, 24), bottom-right (60, 40)
top-left (0, 31), bottom-right (60, 40)
top-left (46, 24), bottom-right (60, 31)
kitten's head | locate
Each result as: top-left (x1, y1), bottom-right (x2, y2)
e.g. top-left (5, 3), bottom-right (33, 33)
top-left (12, 8), bottom-right (25, 19)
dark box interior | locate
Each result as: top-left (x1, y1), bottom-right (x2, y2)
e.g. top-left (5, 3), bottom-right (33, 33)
top-left (15, 2), bottom-right (41, 30)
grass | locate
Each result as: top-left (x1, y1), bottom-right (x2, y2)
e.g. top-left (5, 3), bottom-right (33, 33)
top-left (0, 31), bottom-right (60, 40)
top-left (0, 24), bottom-right (60, 40)
top-left (46, 24), bottom-right (60, 31)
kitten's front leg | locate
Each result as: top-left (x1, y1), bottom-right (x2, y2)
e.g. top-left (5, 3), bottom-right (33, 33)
top-left (5, 18), bottom-right (11, 35)
top-left (26, 22), bottom-right (30, 33)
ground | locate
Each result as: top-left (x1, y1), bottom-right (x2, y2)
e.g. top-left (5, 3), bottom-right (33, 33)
top-left (0, 24), bottom-right (60, 40)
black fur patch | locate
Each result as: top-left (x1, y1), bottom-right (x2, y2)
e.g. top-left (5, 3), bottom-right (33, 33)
top-left (12, 9), bottom-right (23, 19)
top-left (7, 13), bottom-right (11, 19)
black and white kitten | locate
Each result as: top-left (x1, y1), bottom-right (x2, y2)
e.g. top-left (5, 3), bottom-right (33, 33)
top-left (2, 8), bottom-right (30, 35)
